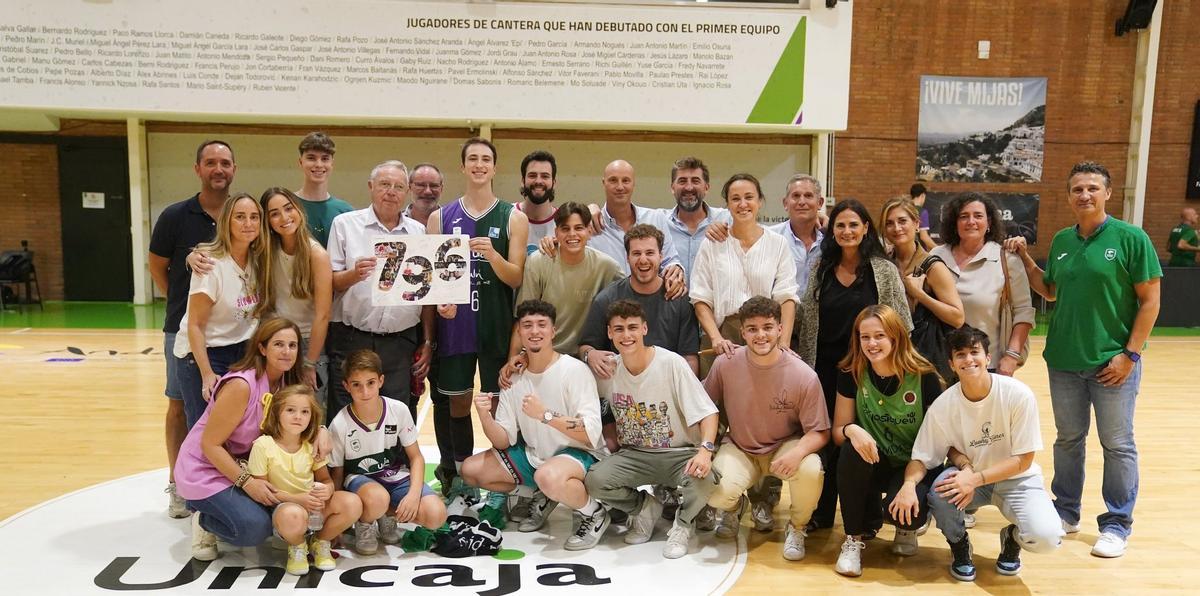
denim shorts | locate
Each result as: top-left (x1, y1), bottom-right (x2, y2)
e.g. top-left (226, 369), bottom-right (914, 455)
top-left (164, 332), bottom-right (182, 400)
top-left (345, 474), bottom-right (436, 508)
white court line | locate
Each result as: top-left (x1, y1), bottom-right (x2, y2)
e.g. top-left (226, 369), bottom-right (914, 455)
top-left (415, 388), bottom-right (433, 430)
top-left (9, 327), bottom-right (31, 334)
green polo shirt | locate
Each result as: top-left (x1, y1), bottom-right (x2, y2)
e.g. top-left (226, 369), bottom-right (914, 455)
top-left (1167, 222), bottom-right (1198, 266)
top-left (1043, 216), bottom-right (1162, 371)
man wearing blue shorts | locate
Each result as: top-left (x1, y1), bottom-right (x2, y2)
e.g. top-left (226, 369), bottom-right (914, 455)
top-left (459, 299), bottom-right (607, 550)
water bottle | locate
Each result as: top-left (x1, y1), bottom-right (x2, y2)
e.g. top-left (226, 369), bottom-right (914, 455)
top-left (308, 510), bottom-right (324, 531)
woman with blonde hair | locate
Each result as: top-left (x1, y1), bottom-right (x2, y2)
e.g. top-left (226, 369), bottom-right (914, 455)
top-left (830, 305), bottom-right (944, 577)
top-left (175, 192), bottom-right (266, 428)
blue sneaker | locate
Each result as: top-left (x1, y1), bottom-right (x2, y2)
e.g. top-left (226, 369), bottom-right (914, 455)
top-left (996, 524), bottom-right (1022, 575)
top-left (948, 535), bottom-right (976, 581)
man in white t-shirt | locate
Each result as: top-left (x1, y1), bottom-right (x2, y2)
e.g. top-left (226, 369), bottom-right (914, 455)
top-left (911, 326), bottom-right (1062, 582)
top-left (584, 299), bottom-right (719, 559)
top-left (459, 299), bottom-right (608, 550)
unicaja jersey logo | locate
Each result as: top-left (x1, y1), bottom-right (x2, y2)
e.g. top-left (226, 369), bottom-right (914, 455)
top-left (1104, 248), bottom-right (1117, 261)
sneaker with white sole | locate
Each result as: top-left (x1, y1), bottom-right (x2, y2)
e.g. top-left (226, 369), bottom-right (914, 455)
top-left (892, 528), bottom-right (919, 556)
top-left (518, 492), bottom-right (558, 533)
top-left (947, 535), bottom-right (975, 582)
top-left (354, 521), bottom-right (379, 555)
top-left (378, 515), bottom-right (401, 544)
top-left (509, 495), bottom-right (532, 522)
top-left (963, 512), bottom-right (977, 529)
top-left (190, 514), bottom-right (218, 561)
top-left (166, 483), bottom-right (189, 519)
top-left (715, 501), bottom-right (742, 540)
top-left (835, 535), bottom-right (865, 576)
top-left (694, 505), bottom-right (718, 532)
top-left (663, 520), bottom-right (694, 559)
top-left (996, 524), bottom-right (1022, 575)
top-left (309, 536), bottom-right (336, 571)
top-left (1062, 518), bottom-right (1080, 534)
top-left (624, 493), bottom-right (663, 545)
top-left (1091, 531), bottom-right (1127, 558)
top-left (285, 542), bottom-right (309, 576)
top-left (751, 499), bottom-right (775, 532)
top-left (782, 522), bottom-right (807, 561)
top-left (564, 507), bottom-right (610, 551)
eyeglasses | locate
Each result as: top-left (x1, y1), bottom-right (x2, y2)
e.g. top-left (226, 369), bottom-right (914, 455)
top-left (412, 183), bottom-right (442, 190)
top-left (375, 182), bottom-right (407, 192)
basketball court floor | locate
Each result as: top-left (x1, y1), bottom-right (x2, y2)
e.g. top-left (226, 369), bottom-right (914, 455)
top-left (1, 304), bottom-right (1197, 594)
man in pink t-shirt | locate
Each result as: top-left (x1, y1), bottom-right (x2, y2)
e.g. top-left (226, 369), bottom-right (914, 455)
top-left (704, 296), bottom-right (830, 561)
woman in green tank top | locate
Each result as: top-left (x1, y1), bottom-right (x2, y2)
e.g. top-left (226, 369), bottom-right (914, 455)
top-left (829, 305), bottom-right (945, 577)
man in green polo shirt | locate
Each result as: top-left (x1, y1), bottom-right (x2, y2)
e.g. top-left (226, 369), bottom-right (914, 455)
top-left (1167, 207), bottom-right (1199, 266)
top-left (1005, 161), bottom-right (1161, 560)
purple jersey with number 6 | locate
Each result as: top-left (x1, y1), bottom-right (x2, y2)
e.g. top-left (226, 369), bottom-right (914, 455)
top-left (436, 198), bottom-right (514, 357)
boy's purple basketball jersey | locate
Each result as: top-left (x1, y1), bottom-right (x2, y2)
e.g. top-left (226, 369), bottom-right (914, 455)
top-left (437, 198), bottom-right (514, 357)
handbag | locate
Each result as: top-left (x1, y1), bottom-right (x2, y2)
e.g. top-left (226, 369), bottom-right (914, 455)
top-left (998, 251), bottom-right (1030, 366)
top-left (909, 255), bottom-right (955, 381)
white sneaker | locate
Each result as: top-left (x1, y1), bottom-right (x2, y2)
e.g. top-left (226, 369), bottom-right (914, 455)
top-left (354, 521), bottom-right (379, 555)
top-left (378, 515), bottom-right (401, 544)
top-left (509, 495), bottom-right (532, 522)
top-left (1091, 531), bottom-right (1127, 558)
top-left (751, 499), bottom-right (776, 532)
top-left (663, 521), bottom-right (694, 559)
top-left (624, 493), bottom-right (663, 545)
top-left (963, 512), bottom-right (977, 529)
top-left (519, 492), bottom-right (558, 533)
top-left (166, 483), bottom-right (189, 519)
top-left (715, 505), bottom-right (741, 540)
top-left (1062, 518), bottom-right (1081, 534)
top-left (782, 522), bottom-right (807, 561)
top-left (892, 528), bottom-right (919, 556)
top-left (190, 514), bottom-right (218, 561)
top-left (835, 535), bottom-right (865, 577)
top-left (564, 507), bottom-right (610, 551)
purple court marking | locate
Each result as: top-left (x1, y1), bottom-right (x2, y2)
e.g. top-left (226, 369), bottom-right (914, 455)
top-left (45, 358), bottom-right (84, 362)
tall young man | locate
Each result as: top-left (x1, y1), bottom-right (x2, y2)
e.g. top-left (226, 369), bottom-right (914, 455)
top-left (704, 296), bottom-right (829, 561)
top-left (1006, 161), bottom-right (1161, 558)
top-left (515, 150), bottom-right (559, 254)
top-left (429, 137), bottom-right (530, 497)
top-left (584, 300), bottom-right (719, 559)
top-left (915, 325), bottom-right (1062, 581)
top-left (459, 300), bottom-right (607, 550)
top-left (295, 132), bottom-right (354, 247)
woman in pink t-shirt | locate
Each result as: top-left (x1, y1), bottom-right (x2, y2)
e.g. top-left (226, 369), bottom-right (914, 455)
top-left (174, 317), bottom-right (328, 561)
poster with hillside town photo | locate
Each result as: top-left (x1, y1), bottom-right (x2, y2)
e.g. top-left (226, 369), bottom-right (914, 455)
top-left (916, 76), bottom-right (1047, 183)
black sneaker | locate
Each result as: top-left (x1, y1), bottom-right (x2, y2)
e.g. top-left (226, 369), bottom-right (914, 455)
top-left (948, 535), bottom-right (976, 582)
top-left (434, 465), bottom-right (456, 498)
top-left (996, 524), bottom-right (1022, 575)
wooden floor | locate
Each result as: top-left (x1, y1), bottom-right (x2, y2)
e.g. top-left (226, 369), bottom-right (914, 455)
top-left (2, 327), bottom-right (1198, 593)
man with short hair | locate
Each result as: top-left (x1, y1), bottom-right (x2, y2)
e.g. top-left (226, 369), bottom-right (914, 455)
top-left (1167, 207), bottom-right (1199, 266)
top-left (459, 299), bottom-right (607, 550)
top-left (515, 150), bottom-right (559, 254)
top-left (769, 175), bottom-right (825, 302)
top-left (515, 202), bottom-right (623, 356)
top-left (148, 139), bottom-right (234, 518)
top-left (295, 132), bottom-right (354, 247)
top-left (661, 157), bottom-right (730, 281)
top-left (583, 299), bottom-right (719, 559)
top-left (1007, 161), bottom-right (1162, 559)
top-left (705, 296), bottom-right (828, 561)
top-left (429, 137), bottom-right (530, 499)
top-left (917, 325), bottom-right (1062, 582)
top-left (404, 163), bottom-right (444, 227)
top-left (326, 160), bottom-right (434, 420)
top-left (909, 182), bottom-right (935, 250)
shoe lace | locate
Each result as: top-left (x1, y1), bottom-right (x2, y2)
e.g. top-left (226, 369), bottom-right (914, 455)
top-left (574, 513), bottom-right (597, 538)
top-left (311, 539), bottom-right (331, 558)
top-left (666, 524), bottom-right (690, 545)
top-left (840, 537), bottom-right (864, 554)
top-left (359, 522), bottom-right (378, 542)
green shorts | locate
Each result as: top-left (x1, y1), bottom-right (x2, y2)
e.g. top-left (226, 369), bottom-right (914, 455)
top-left (493, 441), bottom-right (598, 487)
top-left (435, 352), bottom-right (506, 395)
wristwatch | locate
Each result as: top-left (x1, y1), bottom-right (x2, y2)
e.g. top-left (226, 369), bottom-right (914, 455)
top-left (1121, 348), bottom-right (1141, 363)
top-left (700, 441), bottom-right (717, 453)
top-left (541, 411), bottom-right (555, 424)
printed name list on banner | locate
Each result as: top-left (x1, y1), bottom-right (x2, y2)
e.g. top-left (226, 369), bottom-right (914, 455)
top-left (372, 234), bottom-right (469, 307)
top-left (0, 0), bottom-right (851, 129)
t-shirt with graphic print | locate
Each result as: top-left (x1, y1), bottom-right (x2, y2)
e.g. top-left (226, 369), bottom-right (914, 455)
top-left (328, 396), bottom-right (419, 487)
top-left (910, 373), bottom-right (1042, 480)
top-left (601, 346), bottom-right (717, 450)
top-left (703, 346), bottom-right (829, 455)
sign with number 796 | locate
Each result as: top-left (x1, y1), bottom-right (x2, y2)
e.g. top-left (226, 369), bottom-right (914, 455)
top-left (370, 234), bottom-right (470, 306)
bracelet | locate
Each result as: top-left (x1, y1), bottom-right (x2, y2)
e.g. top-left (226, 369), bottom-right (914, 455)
top-left (840, 423), bottom-right (853, 437)
top-left (978, 470), bottom-right (988, 484)
top-left (234, 470), bottom-right (251, 488)
top-left (1003, 349), bottom-right (1022, 359)
top-left (581, 347), bottom-right (594, 362)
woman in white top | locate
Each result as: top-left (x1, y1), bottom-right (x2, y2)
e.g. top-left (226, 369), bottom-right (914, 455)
top-left (258, 187), bottom-right (333, 391)
top-left (174, 193), bottom-right (265, 428)
top-left (691, 173), bottom-right (798, 357)
top-left (930, 192), bottom-right (1034, 376)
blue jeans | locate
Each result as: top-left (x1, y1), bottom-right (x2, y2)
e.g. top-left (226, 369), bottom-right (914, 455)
top-left (1047, 363), bottom-right (1141, 539)
top-left (187, 486), bottom-right (272, 547)
top-left (163, 332), bottom-right (182, 399)
top-left (178, 343), bottom-right (246, 429)
top-left (928, 467), bottom-right (1062, 554)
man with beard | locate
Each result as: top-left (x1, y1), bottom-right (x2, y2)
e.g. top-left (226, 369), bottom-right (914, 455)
top-left (515, 150), bottom-right (559, 254)
top-left (404, 163), bottom-right (444, 227)
top-left (148, 140), bottom-right (235, 518)
top-left (660, 157), bottom-right (730, 283)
